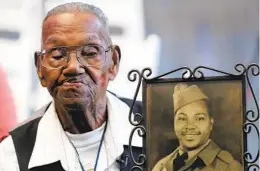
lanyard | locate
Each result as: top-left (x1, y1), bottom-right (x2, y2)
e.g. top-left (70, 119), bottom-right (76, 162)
top-left (67, 119), bottom-right (108, 171)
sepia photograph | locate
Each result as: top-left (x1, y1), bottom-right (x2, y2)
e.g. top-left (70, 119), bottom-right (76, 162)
top-left (143, 76), bottom-right (245, 171)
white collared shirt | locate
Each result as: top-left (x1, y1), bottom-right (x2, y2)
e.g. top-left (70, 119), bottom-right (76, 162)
top-left (0, 93), bottom-right (142, 171)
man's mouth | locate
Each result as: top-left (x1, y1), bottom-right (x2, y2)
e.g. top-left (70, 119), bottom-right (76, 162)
top-left (182, 132), bottom-right (200, 136)
top-left (182, 133), bottom-right (200, 141)
top-left (63, 81), bottom-right (83, 87)
top-left (60, 77), bottom-right (85, 88)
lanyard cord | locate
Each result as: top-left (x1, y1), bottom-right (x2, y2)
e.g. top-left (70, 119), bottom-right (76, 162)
top-left (67, 118), bottom-right (108, 171)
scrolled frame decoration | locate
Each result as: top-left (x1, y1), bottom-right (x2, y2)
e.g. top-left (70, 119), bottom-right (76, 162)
top-left (126, 63), bottom-right (259, 171)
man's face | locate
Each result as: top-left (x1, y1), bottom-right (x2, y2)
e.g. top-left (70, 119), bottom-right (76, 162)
top-left (37, 12), bottom-right (119, 107)
top-left (174, 100), bottom-right (213, 151)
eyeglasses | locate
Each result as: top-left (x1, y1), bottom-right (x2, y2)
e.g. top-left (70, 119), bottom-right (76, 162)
top-left (36, 44), bottom-right (111, 69)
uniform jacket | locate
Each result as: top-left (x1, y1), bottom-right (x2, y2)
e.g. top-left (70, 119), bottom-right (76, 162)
top-left (152, 140), bottom-right (243, 171)
top-left (0, 93), bottom-right (142, 171)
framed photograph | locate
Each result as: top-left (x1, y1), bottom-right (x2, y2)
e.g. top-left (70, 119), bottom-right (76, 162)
top-left (126, 64), bottom-right (259, 171)
top-left (143, 76), bottom-right (246, 171)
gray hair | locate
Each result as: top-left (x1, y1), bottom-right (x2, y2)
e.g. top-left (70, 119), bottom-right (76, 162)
top-left (43, 2), bottom-right (109, 29)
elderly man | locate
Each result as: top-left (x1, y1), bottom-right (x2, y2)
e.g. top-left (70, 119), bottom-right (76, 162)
top-left (152, 83), bottom-right (242, 171)
top-left (0, 2), bottom-right (141, 171)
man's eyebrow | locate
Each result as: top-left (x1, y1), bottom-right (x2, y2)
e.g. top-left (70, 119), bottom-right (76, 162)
top-left (195, 113), bottom-right (206, 116)
top-left (44, 36), bottom-right (65, 45)
top-left (80, 35), bottom-right (101, 44)
top-left (177, 113), bottom-right (187, 116)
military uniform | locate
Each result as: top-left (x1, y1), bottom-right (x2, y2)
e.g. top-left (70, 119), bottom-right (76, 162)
top-left (153, 83), bottom-right (243, 171)
top-left (152, 141), bottom-right (243, 171)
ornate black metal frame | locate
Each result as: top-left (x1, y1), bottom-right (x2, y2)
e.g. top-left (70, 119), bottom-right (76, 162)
top-left (126, 63), bottom-right (259, 171)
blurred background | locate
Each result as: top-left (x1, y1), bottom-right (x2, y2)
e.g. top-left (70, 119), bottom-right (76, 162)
top-left (0, 0), bottom-right (259, 165)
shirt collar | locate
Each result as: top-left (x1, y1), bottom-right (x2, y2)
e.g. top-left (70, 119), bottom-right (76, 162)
top-left (28, 92), bottom-right (142, 170)
top-left (196, 140), bottom-right (221, 166)
top-left (178, 139), bottom-right (211, 160)
top-left (173, 140), bottom-right (221, 170)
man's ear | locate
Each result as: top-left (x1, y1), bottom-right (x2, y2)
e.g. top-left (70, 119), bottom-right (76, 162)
top-left (108, 45), bottom-right (121, 81)
top-left (34, 52), bottom-right (47, 87)
top-left (210, 118), bottom-right (214, 131)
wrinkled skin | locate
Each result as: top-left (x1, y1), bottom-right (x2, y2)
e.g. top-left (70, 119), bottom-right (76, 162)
top-left (36, 12), bottom-right (120, 133)
top-left (174, 100), bottom-right (214, 151)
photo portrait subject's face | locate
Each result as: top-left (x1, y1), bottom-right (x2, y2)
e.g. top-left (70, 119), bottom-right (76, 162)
top-left (38, 12), bottom-right (116, 107)
top-left (174, 100), bottom-right (213, 151)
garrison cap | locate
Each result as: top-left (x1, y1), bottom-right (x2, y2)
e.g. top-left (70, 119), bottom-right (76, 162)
top-left (173, 83), bottom-right (209, 113)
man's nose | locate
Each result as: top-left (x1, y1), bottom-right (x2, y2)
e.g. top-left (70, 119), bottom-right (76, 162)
top-left (185, 120), bottom-right (197, 130)
top-left (185, 125), bottom-right (196, 131)
top-left (63, 52), bottom-right (85, 75)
